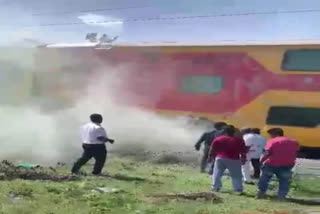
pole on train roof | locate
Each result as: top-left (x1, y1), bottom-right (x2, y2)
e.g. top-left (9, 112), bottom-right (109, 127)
top-left (96, 35), bottom-right (119, 50)
top-left (86, 33), bottom-right (119, 50)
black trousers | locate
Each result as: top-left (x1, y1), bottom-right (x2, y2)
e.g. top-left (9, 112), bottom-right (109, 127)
top-left (71, 144), bottom-right (107, 175)
top-left (201, 144), bottom-right (210, 172)
top-left (251, 158), bottom-right (261, 179)
top-left (201, 144), bottom-right (215, 173)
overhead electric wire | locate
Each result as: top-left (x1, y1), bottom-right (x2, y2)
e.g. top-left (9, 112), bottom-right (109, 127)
top-left (5, 8), bottom-right (320, 28)
top-left (31, 5), bottom-right (152, 16)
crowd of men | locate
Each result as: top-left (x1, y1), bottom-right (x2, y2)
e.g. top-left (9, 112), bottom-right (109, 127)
top-left (195, 122), bottom-right (300, 199)
top-left (71, 114), bottom-right (299, 200)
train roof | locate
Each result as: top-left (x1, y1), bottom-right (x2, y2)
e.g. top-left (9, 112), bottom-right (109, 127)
top-left (44, 40), bottom-right (320, 48)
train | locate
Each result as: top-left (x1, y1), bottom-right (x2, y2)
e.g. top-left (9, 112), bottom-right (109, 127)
top-left (2, 40), bottom-right (320, 158)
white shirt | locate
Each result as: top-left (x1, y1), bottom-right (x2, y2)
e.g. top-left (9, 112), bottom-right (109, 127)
top-left (243, 133), bottom-right (266, 159)
top-left (80, 122), bottom-right (107, 145)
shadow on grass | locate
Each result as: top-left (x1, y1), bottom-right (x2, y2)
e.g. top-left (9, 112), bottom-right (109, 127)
top-left (148, 192), bottom-right (223, 203)
top-left (93, 173), bottom-right (165, 184)
top-left (237, 192), bottom-right (320, 206)
top-left (101, 173), bottom-right (148, 182)
top-left (287, 198), bottom-right (320, 206)
top-left (109, 173), bottom-right (165, 185)
top-left (293, 185), bottom-right (320, 196)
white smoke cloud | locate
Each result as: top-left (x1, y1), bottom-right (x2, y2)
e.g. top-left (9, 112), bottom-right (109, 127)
top-left (0, 49), bottom-right (206, 166)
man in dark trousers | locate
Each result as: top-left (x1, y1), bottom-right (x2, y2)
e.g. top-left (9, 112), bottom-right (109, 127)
top-left (71, 113), bottom-right (115, 175)
top-left (195, 122), bottom-right (226, 173)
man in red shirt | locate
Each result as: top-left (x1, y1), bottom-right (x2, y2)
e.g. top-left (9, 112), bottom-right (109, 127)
top-left (257, 128), bottom-right (300, 199)
top-left (208, 125), bottom-right (247, 194)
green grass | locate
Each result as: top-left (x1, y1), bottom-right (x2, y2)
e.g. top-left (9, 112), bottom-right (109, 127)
top-left (0, 157), bottom-right (319, 214)
top-left (291, 174), bottom-right (320, 198)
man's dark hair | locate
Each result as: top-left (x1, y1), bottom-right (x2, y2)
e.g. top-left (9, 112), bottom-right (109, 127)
top-left (241, 128), bottom-right (251, 135)
top-left (223, 125), bottom-right (235, 136)
top-left (90, 113), bottom-right (103, 124)
top-left (251, 128), bottom-right (261, 134)
top-left (267, 128), bottom-right (284, 137)
top-left (214, 122), bottom-right (227, 130)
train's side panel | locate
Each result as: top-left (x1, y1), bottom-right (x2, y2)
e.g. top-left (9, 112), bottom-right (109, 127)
top-left (33, 45), bottom-right (320, 157)
top-left (0, 48), bottom-right (34, 105)
top-left (239, 45), bottom-right (320, 156)
top-left (149, 45), bottom-right (320, 155)
top-left (118, 45), bottom-right (320, 155)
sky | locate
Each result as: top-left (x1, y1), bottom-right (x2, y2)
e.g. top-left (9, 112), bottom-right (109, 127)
top-left (0, 0), bottom-right (319, 45)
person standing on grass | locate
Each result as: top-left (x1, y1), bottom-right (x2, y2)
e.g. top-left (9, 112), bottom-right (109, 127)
top-left (71, 113), bottom-right (115, 175)
top-left (195, 122), bottom-right (227, 173)
top-left (250, 128), bottom-right (266, 179)
top-left (208, 125), bottom-right (247, 194)
top-left (242, 128), bottom-right (265, 185)
top-left (257, 128), bottom-right (299, 199)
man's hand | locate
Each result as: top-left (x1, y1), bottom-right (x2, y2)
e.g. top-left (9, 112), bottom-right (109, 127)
top-left (260, 150), bottom-right (270, 165)
top-left (195, 144), bottom-right (201, 151)
top-left (97, 136), bottom-right (115, 144)
top-left (240, 156), bottom-right (246, 165)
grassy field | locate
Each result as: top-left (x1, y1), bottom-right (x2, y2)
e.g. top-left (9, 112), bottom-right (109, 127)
top-left (0, 156), bottom-right (319, 214)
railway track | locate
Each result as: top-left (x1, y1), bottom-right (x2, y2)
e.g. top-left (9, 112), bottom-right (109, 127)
top-left (295, 159), bottom-right (320, 176)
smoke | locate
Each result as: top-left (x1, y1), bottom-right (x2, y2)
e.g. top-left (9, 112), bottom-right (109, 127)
top-left (0, 47), bottom-right (210, 166)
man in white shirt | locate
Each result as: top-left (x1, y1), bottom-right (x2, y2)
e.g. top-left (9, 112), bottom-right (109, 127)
top-left (241, 128), bottom-right (254, 184)
top-left (71, 113), bottom-right (114, 175)
top-left (250, 128), bottom-right (266, 179)
top-left (242, 128), bottom-right (266, 183)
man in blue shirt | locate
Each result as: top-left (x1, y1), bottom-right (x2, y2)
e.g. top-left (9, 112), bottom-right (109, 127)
top-left (195, 121), bottom-right (226, 173)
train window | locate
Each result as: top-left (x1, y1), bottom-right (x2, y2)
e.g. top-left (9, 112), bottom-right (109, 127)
top-left (0, 63), bottom-right (26, 103)
top-left (266, 106), bottom-right (320, 127)
top-left (282, 49), bottom-right (320, 71)
top-left (180, 75), bottom-right (223, 94)
top-left (0, 64), bottom-right (24, 86)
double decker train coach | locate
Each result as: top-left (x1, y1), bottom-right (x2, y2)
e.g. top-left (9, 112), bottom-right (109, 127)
top-left (0, 47), bottom-right (34, 105)
top-left (33, 40), bottom-right (320, 159)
